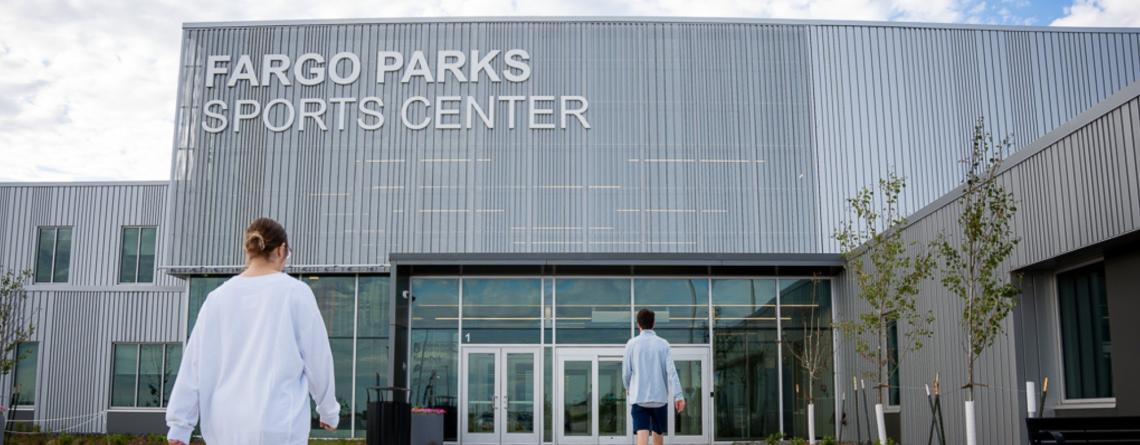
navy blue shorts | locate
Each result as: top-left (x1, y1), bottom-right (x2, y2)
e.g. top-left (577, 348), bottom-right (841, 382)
top-left (631, 404), bottom-right (668, 434)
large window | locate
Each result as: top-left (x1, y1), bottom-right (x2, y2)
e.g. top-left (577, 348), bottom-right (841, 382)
top-left (712, 279), bottom-right (780, 441)
top-left (187, 276), bottom-right (229, 337)
top-left (410, 278), bottom-right (460, 441)
top-left (634, 278), bottom-right (710, 344)
top-left (554, 278), bottom-right (631, 344)
top-left (355, 276), bottom-right (391, 432)
top-left (780, 278), bottom-right (835, 438)
top-left (119, 226), bottom-right (157, 283)
top-left (887, 321), bottom-right (900, 406)
top-left (35, 226), bottom-right (71, 283)
top-left (303, 275), bottom-right (356, 438)
top-left (11, 342), bottom-right (38, 406)
top-left (110, 343), bottom-right (181, 408)
top-left (462, 278), bottom-right (541, 344)
top-left (1058, 263), bottom-right (1113, 400)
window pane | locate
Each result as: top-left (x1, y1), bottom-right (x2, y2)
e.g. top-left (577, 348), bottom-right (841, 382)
top-left (779, 279), bottom-right (835, 436)
top-left (138, 227), bottom-right (157, 283)
top-left (354, 338), bottom-right (389, 432)
top-left (357, 276), bottom-right (390, 337)
top-left (410, 278), bottom-right (459, 441)
top-left (164, 344), bottom-right (182, 406)
top-left (187, 276), bottom-right (229, 338)
top-left (634, 278), bottom-right (709, 344)
top-left (12, 343), bottom-right (38, 406)
top-left (1058, 263), bottom-right (1112, 399)
top-left (138, 344), bottom-right (164, 407)
top-left (713, 279), bottom-right (780, 441)
top-left (35, 228), bottom-right (54, 283)
top-left (120, 227), bottom-right (140, 283)
top-left (543, 347), bottom-right (552, 443)
top-left (53, 227), bottom-right (71, 283)
top-left (555, 278), bottom-right (631, 344)
top-left (887, 321), bottom-right (900, 406)
top-left (305, 276), bottom-right (355, 338)
top-left (462, 278), bottom-right (541, 344)
top-left (112, 345), bottom-right (139, 407)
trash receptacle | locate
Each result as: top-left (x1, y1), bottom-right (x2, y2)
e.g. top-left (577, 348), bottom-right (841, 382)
top-left (367, 386), bottom-right (410, 445)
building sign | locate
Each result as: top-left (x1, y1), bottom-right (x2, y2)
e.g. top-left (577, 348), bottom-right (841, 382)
top-left (199, 49), bottom-right (591, 133)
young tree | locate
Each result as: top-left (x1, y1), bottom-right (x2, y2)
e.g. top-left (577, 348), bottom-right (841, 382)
top-left (834, 173), bottom-right (935, 445)
top-left (786, 274), bottom-right (831, 444)
top-left (0, 270), bottom-right (36, 377)
top-left (933, 118), bottom-right (1020, 445)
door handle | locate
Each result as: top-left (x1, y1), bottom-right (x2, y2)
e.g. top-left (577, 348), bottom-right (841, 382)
top-left (493, 394), bottom-right (498, 410)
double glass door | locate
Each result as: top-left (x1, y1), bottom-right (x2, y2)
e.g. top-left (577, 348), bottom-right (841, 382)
top-left (556, 347), bottom-right (710, 444)
top-left (461, 347), bottom-right (541, 445)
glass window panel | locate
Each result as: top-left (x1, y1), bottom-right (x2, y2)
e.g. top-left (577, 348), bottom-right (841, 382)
top-left (543, 347), bottom-right (552, 442)
top-left (598, 360), bottom-right (626, 435)
top-left (163, 344), bottom-right (182, 406)
top-left (506, 353), bottom-right (535, 433)
top-left (462, 278), bottom-right (541, 344)
top-left (563, 360), bottom-right (592, 436)
top-left (119, 227), bottom-right (139, 283)
top-left (887, 321), bottom-right (900, 406)
top-left (410, 278), bottom-right (459, 441)
top-left (712, 279), bottom-right (780, 440)
top-left (138, 227), bottom-right (157, 283)
top-left (112, 344), bottom-right (139, 407)
top-left (634, 278), bottom-right (709, 344)
top-left (1058, 263), bottom-right (1113, 399)
top-left (674, 360), bottom-right (702, 435)
top-left (555, 278), bottom-right (631, 344)
top-left (467, 353), bottom-right (497, 433)
top-left (12, 343), bottom-right (38, 406)
top-left (304, 275), bottom-right (356, 338)
top-left (52, 227), bottom-right (71, 283)
top-left (357, 276), bottom-right (390, 337)
top-left (138, 344), bottom-right (164, 407)
top-left (543, 278), bottom-right (553, 344)
top-left (187, 276), bottom-right (229, 338)
top-left (35, 228), bottom-right (54, 283)
top-left (780, 278), bottom-right (835, 437)
top-left (354, 338), bottom-right (389, 432)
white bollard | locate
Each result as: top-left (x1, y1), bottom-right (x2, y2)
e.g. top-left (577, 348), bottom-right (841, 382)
top-left (875, 403), bottom-right (887, 445)
top-left (1026, 381), bottom-right (1038, 418)
top-left (808, 402), bottom-right (816, 445)
top-left (965, 400), bottom-right (978, 445)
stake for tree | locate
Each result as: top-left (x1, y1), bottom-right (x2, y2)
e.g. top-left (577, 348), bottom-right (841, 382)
top-left (861, 379), bottom-right (872, 445)
top-left (839, 391), bottom-right (846, 444)
top-left (1038, 377), bottom-right (1049, 417)
top-left (853, 377), bottom-right (863, 445)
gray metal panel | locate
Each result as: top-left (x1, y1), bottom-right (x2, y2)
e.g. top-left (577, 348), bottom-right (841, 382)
top-left (0, 183), bottom-right (178, 289)
top-left (164, 21), bottom-right (1140, 271)
top-left (834, 88), bottom-right (1140, 444)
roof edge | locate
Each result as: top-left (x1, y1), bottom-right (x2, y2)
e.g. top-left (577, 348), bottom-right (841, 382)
top-left (0, 180), bottom-right (169, 188)
top-left (182, 15), bottom-right (1140, 34)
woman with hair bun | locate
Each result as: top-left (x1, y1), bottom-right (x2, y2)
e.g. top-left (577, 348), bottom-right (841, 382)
top-left (166, 217), bottom-right (339, 445)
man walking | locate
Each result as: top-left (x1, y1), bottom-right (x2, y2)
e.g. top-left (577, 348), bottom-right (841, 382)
top-left (624, 308), bottom-right (685, 445)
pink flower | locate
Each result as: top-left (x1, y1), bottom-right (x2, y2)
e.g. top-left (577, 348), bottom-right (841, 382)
top-left (411, 407), bottom-right (446, 415)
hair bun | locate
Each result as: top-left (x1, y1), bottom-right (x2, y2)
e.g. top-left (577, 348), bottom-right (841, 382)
top-left (244, 218), bottom-right (288, 260)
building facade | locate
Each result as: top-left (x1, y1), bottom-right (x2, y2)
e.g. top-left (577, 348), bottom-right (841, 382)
top-left (1, 17), bottom-right (1139, 444)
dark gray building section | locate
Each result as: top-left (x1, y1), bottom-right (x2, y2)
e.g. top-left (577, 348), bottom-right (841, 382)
top-left (835, 80), bottom-right (1140, 444)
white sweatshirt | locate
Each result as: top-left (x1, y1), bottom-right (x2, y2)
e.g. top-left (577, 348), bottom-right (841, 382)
top-left (166, 272), bottom-right (340, 445)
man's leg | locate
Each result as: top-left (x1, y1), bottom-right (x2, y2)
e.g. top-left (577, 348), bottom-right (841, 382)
top-left (636, 430), bottom-right (650, 445)
top-left (652, 405), bottom-right (667, 445)
top-left (652, 432), bottom-right (664, 445)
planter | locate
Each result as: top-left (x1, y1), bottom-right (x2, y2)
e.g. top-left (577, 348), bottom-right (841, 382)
top-left (411, 412), bottom-right (444, 445)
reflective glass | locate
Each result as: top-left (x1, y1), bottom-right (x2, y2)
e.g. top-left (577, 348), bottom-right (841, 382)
top-left (137, 344), bottom-right (164, 407)
top-left (779, 278), bottom-right (835, 437)
top-left (712, 279), bottom-right (780, 440)
top-left (111, 344), bottom-right (138, 406)
top-left (119, 227), bottom-right (139, 283)
top-left (506, 353), bottom-right (535, 433)
top-left (52, 227), bottom-right (71, 282)
top-left (35, 228), bottom-right (54, 283)
top-left (634, 279), bottom-right (709, 344)
top-left (563, 360), bottom-right (592, 436)
top-left (555, 279), bottom-right (631, 344)
top-left (1058, 263), bottom-right (1113, 399)
top-left (674, 360), bottom-right (702, 435)
top-left (163, 344), bottom-right (182, 406)
top-left (12, 343), bottom-right (38, 406)
top-left (138, 227), bottom-right (157, 283)
top-left (467, 353), bottom-right (497, 433)
top-left (543, 347), bottom-right (552, 442)
top-left (462, 279), bottom-right (541, 344)
top-left (355, 276), bottom-right (390, 433)
top-left (187, 276), bottom-right (228, 338)
top-left (410, 278), bottom-right (459, 441)
top-left (305, 275), bottom-right (356, 437)
top-left (598, 360), bottom-right (626, 436)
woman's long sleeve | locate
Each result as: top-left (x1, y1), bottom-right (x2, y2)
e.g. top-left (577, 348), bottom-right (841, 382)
top-left (293, 285), bottom-right (340, 428)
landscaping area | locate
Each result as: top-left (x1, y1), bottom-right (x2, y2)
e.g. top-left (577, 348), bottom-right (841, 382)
top-left (0, 435), bottom-right (363, 445)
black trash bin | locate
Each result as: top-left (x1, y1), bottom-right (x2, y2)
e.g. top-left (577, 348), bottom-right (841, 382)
top-left (367, 386), bottom-right (411, 445)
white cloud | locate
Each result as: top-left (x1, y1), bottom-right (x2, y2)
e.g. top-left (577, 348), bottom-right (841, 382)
top-left (1052, 0), bottom-right (1140, 27)
top-left (0, 0), bottom-right (1112, 182)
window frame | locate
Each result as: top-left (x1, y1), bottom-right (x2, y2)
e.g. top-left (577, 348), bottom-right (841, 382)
top-left (1053, 258), bottom-right (1116, 407)
top-left (118, 225), bottom-right (158, 284)
top-left (11, 342), bottom-right (39, 408)
top-left (34, 225), bottom-right (73, 284)
top-left (108, 342), bottom-right (181, 410)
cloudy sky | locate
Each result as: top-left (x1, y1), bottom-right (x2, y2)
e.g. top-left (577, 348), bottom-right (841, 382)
top-left (1, 0), bottom-right (1138, 182)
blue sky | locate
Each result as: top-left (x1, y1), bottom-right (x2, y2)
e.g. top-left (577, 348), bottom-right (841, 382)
top-left (1, 0), bottom-right (1138, 182)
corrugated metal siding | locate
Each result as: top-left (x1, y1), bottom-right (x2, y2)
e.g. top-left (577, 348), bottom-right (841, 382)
top-left (165, 22), bottom-right (1140, 269)
top-left (834, 90), bottom-right (1140, 444)
top-left (0, 183), bottom-right (178, 289)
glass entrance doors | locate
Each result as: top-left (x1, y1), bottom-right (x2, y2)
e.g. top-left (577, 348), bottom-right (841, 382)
top-left (460, 347), bottom-right (541, 445)
top-left (556, 347), bottom-right (710, 445)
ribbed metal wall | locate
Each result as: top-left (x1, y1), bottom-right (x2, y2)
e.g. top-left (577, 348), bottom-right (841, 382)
top-left (0, 183), bottom-right (179, 288)
top-left (834, 83), bottom-right (1140, 444)
top-left (165, 20), bottom-right (1140, 270)
top-left (0, 183), bottom-right (185, 433)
